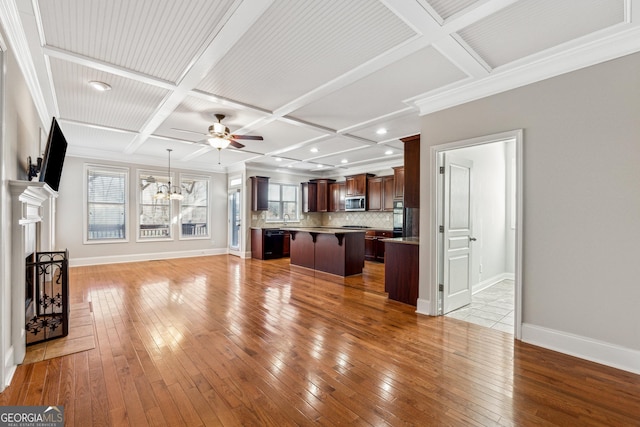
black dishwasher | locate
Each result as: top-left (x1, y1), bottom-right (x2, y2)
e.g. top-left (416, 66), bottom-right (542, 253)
top-left (263, 229), bottom-right (285, 259)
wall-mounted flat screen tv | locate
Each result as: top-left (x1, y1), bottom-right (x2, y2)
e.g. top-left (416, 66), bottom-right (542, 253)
top-left (39, 117), bottom-right (67, 192)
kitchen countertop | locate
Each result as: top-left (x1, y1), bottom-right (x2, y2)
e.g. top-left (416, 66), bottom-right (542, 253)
top-left (380, 237), bottom-right (419, 245)
top-left (281, 227), bottom-right (366, 234)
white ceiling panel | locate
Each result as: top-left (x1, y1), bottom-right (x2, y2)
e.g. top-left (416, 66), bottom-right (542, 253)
top-left (247, 119), bottom-right (329, 153)
top-left (132, 137), bottom-right (199, 161)
top-left (427, 0), bottom-right (480, 20)
top-left (348, 113), bottom-right (421, 143)
top-left (6, 1), bottom-right (640, 173)
top-left (38, 0), bottom-right (237, 82)
top-left (315, 145), bottom-right (403, 169)
top-left (281, 136), bottom-right (369, 162)
top-left (50, 58), bottom-right (170, 131)
top-left (58, 121), bottom-right (136, 152)
top-left (456, 0), bottom-right (625, 69)
top-left (290, 46), bottom-right (466, 130)
top-left (196, 0), bottom-right (417, 110)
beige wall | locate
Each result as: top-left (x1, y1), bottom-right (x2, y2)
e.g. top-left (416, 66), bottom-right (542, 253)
top-left (0, 28), bottom-right (46, 389)
top-left (419, 52), bottom-right (640, 353)
top-left (56, 156), bottom-right (229, 265)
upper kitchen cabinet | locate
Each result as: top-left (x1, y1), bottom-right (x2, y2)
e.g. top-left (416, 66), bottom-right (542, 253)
top-left (367, 176), bottom-right (395, 212)
top-left (345, 173), bottom-right (374, 197)
top-left (301, 181), bottom-right (317, 213)
top-left (329, 182), bottom-right (346, 212)
top-left (250, 176), bottom-right (269, 211)
top-left (302, 179), bottom-right (335, 212)
top-left (401, 135), bottom-right (420, 208)
top-left (393, 167), bottom-right (404, 200)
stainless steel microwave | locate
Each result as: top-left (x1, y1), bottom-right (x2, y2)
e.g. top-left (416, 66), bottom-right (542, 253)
top-left (345, 196), bottom-right (366, 211)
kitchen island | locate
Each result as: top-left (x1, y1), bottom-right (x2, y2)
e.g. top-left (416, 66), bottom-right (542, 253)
top-left (282, 227), bottom-right (365, 276)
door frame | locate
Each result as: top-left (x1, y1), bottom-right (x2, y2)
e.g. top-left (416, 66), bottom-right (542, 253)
top-left (430, 129), bottom-right (523, 339)
top-left (227, 174), bottom-right (244, 257)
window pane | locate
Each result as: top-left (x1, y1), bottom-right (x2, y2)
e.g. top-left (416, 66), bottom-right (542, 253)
top-left (87, 166), bottom-right (127, 241)
top-left (88, 170), bottom-right (125, 203)
top-left (88, 205), bottom-right (125, 239)
top-left (140, 204), bottom-right (170, 238)
top-left (268, 183), bottom-right (280, 200)
top-left (181, 176), bottom-right (209, 239)
top-left (282, 185), bottom-right (297, 201)
top-left (283, 202), bottom-right (297, 218)
top-left (267, 201), bottom-right (281, 219)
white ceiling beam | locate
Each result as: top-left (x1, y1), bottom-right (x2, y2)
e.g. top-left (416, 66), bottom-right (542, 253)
top-left (123, 0), bottom-right (274, 155)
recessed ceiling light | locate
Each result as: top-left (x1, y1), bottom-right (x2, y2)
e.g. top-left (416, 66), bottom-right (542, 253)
top-left (341, 159), bottom-right (348, 164)
top-left (376, 128), bottom-right (387, 135)
top-left (317, 164), bottom-right (323, 168)
top-left (385, 149), bottom-right (394, 155)
top-left (88, 80), bottom-right (111, 91)
top-left (287, 164), bottom-right (292, 168)
top-left (275, 157), bottom-right (282, 162)
top-left (310, 147), bottom-right (318, 153)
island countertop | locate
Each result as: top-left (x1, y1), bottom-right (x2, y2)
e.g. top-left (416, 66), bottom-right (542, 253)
top-left (380, 236), bottom-right (419, 245)
top-left (280, 227), bottom-right (366, 234)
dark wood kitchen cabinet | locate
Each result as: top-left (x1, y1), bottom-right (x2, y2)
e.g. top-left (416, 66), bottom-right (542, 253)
top-left (329, 182), bottom-right (345, 212)
top-left (345, 173), bottom-right (373, 196)
top-left (367, 175), bottom-right (394, 211)
top-left (401, 135), bottom-right (420, 208)
top-left (365, 229), bottom-right (394, 262)
top-left (302, 179), bottom-right (335, 212)
top-left (367, 177), bottom-right (383, 211)
top-left (250, 176), bottom-right (269, 211)
top-left (301, 182), bottom-right (317, 213)
top-left (393, 166), bottom-right (404, 200)
top-left (383, 175), bottom-right (394, 211)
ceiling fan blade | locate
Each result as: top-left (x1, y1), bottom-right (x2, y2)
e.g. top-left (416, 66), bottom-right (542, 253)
top-left (229, 140), bottom-right (245, 149)
top-left (231, 134), bottom-right (263, 141)
top-left (171, 127), bottom-right (207, 136)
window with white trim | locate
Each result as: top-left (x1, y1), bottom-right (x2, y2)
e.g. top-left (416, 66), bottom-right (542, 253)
top-left (138, 170), bottom-right (171, 239)
top-left (86, 165), bottom-right (128, 242)
top-left (180, 175), bottom-right (209, 239)
top-left (267, 183), bottom-right (298, 221)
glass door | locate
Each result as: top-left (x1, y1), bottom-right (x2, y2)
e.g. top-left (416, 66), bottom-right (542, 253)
top-left (228, 188), bottom-right (241, 252)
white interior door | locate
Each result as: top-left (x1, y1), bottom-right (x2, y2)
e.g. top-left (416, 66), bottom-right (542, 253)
top-left (443, 154), bottom-right (475, 314)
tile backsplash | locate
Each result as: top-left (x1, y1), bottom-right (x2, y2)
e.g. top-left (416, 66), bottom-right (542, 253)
top-left (251, 211), bottom-right (394, 229)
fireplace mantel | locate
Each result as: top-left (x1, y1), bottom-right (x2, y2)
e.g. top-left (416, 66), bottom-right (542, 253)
top-left (2, 180), bottom-right (57, 390)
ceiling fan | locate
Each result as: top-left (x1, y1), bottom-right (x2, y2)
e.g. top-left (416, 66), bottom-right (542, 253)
top-left (173, 114), bottom-right (263, 150)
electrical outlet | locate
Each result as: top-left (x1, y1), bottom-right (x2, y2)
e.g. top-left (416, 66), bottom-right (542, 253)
top-left (329, 215), bottom-right (332, 220)
top-left (252, 214), bottom-right (257, 220)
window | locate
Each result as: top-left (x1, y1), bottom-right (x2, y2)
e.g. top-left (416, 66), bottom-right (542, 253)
top-left (180, 175), bottom-right (209, 239)
top-left (85, 165), bottom-right (128, 242)
top-left (267, 183), bottom-right (298, 221)
top-left (138, 170), bottom-right (171, 239)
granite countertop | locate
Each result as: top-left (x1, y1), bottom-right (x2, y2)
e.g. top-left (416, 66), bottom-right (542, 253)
top-left (280, 227), bottom-right (367, 234)
top-left (380, 236), bottom-right (419, 245)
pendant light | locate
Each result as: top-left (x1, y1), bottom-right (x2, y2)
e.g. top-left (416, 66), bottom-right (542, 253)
top-left (167, 149), bottom-right (183, 200)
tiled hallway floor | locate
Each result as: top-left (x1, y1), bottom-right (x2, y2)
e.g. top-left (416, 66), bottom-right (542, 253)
top-left (445, 279), bottom-right (514, 333)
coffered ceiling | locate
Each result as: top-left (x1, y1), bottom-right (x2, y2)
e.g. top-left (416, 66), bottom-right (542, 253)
top-left (2, 0), bottom-right (639, 175)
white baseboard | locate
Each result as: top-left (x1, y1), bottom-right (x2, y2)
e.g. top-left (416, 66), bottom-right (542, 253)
top-left (70, 248), bottom-right (229, 267)
top-left (3, 345), bottom-right (15, 392)
top-left (473, 272), bottom-right (514, 294)
top-left (416, 298), bottom-right (434, 316)
top-left (521, 323), bottom-right (640, 375)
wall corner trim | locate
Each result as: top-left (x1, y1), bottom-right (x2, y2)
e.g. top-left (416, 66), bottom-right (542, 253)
top-left (521, 323), bottom-right (640, 375)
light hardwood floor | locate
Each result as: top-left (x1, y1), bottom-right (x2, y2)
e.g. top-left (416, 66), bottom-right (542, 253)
top-left (2, 255), bottom-right (639, 426)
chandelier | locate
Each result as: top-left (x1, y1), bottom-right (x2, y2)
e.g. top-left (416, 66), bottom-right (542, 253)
top-left (154, 149), bottom-right (183, 201)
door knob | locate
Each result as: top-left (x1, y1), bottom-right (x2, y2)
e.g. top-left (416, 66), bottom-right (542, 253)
top-left (469, 236), bottom-right (477, 241)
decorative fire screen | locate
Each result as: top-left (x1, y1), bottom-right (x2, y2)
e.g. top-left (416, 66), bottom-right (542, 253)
top-left (25, 250), bottom-right (69, 345)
